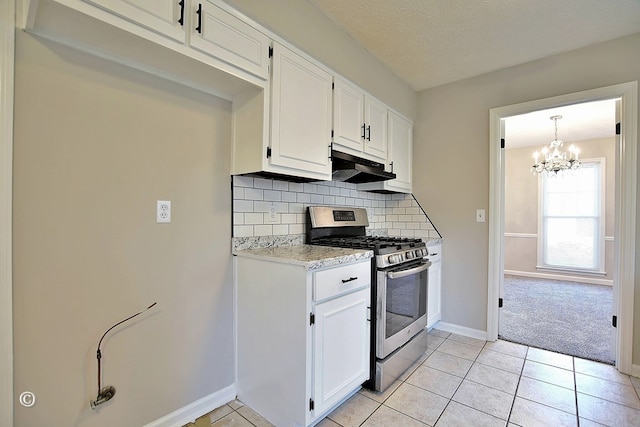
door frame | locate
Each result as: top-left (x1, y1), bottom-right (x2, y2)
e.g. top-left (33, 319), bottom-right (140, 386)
top-left (0, 0), bottom-right (15, 425)
top-left (487, 82), bottom-right (638, 374)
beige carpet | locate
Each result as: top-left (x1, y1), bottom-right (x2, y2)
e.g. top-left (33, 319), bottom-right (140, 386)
top-left (499, 275), bottom-right (614, 364)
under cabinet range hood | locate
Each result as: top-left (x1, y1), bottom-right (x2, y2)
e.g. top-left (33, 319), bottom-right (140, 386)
top-left (331, 150), bottom-right (396, 184)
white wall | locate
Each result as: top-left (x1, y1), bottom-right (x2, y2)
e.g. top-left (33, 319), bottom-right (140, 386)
top-left (414, 32), bottom-right (640, 361)
top-left (13, 32), bottom-right (234, 426)
top-left (505, 138), bottom-right (616, 281)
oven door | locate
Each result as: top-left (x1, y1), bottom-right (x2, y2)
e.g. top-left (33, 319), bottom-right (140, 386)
top-left (376, 260), bottom-right (430, 359)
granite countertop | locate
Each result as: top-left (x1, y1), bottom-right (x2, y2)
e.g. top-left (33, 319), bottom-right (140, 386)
top-left (234, 244), bottom-right (373, 270)
top-left (426, 238), bottom-right (443, 247)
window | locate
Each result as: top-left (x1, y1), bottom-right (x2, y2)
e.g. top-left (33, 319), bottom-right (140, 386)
top-left (539, 160), bottom-right (604, 273)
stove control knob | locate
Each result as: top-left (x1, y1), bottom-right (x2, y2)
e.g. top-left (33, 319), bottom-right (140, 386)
top-left (387, 255), bottom-right (395, 264)
top-left (406, 251), bottom-right (414, 259)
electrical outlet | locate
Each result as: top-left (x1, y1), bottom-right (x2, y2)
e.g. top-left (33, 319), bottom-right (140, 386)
top-left (157, 200), bottom-right (171, 223)
top-left (265, 204), bottom-right (278, 224)
top-left (476, 209), bottom-right (486, 223)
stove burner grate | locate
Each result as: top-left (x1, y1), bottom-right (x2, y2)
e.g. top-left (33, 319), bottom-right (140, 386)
top-left (309, 236), bottom-right (424, 252)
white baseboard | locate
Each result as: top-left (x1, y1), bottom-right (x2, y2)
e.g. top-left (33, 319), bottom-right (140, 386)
top-left (504, 270), bottom-right (613, 286)
top-left (630, 364), bottom-right (640, 379)
top-left (427, 314), bottom-right (441, 330)
top-left (433, 322), bottom-right (487, 341)
top-left (144, 384), bottom-right (236, 427)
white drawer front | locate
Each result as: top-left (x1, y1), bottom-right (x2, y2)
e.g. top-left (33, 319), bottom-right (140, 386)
top-left (313, 261), bottom-right (370, 302)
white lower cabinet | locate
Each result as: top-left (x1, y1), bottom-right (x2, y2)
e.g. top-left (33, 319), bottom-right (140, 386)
top-left (312, 287), bottom-right (369, 415)
top-left (427, 244), bottom-right (442, 328)
top-left (236, 256), bottom-right (370, 427)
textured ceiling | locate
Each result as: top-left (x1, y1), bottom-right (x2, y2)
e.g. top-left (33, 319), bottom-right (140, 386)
top-left (307, 0), bottom-right (640, 91)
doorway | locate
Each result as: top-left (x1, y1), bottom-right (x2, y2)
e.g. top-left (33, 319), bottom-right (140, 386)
top-left (487, 82), bottom-right (638, 374)
top-left (500, 100), bottom-right (617, 363)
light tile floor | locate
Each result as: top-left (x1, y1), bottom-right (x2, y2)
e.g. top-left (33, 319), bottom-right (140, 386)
top-left (187, 329), bottom-right (640, 426)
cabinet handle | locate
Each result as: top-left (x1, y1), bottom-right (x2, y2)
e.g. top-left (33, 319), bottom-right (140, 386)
top-left (387, 262), bottom-right (430, 279)
top-left (341, 276), bottom-right (358, 283)
top-left (366, 125), bottom-right (371, 141)
top-left (178, 0), bottom-right (185, 26)
top-left (195, 3), bottom-right (202, 34)
top-left (361, 124), bottom-right (366, 139)
top-left (390, 161), bottom-right (394, 173)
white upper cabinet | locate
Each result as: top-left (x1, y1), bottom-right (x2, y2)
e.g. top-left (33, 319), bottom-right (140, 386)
top-left (189, 1), bottom-right (270, 80)
top-left (364, 96), bottom-right (388, 160)
top-left (387, 110), bottom-right (413, 191)
top-left (28, 0), bottom-right (409, 184)
top-left (268, 42), bottom-right (333, 180)
top-left (358, 109), bottom-right (413, 193)
top-left (332, 78), bottom-right (365, 152)
top-left (333, 77), bottom-right (387, 162)
top-left (84, 0), bottom-right (270, 80)
top-left (84, 0), bottom-right (186, 43)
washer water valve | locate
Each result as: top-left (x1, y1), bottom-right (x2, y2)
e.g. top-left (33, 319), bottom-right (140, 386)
top-left (90, 302), bottom-right (157, 409)
top-left (90, 386), bottom-right (115, 409)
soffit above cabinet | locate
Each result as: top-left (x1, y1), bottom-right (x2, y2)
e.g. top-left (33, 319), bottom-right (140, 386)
top-left (20, 0), bottom-right (268, 101)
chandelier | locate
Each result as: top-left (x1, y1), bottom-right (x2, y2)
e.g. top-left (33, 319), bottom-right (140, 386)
top-left (531, 115), bottom-right (581, 175)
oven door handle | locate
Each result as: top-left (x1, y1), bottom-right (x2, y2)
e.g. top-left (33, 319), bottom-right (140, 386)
top-left (386, 261), bottom-right (431, 279)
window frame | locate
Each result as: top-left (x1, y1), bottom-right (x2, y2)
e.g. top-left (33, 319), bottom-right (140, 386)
top-left (536, 157), bottom-right (606, 275)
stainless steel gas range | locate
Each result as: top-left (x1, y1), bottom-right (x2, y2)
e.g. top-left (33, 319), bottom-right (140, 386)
top-left (307, 206), bottom-right (431, 391)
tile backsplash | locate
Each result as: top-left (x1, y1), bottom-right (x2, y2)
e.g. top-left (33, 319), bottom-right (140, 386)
top-left (232, 176), bottom-right (441, 246)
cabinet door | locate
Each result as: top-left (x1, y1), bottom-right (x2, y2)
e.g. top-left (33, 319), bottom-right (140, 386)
top-left (387, 111), bottom-right (413, 192)
top-left (84, 0), bottom-right (185, 43)
top-left (333, 78), bottom-right (365, 153)
top-left (190, 2), bottom-right (270, 79)
top-left (364, 96), bottom-right (387, 160)
top-left (312, 288), bottom-right (370, 416)
top-left (270, 43), bottom-right (332, 180)
top-left (427, 246), bottom-right (442, 328)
